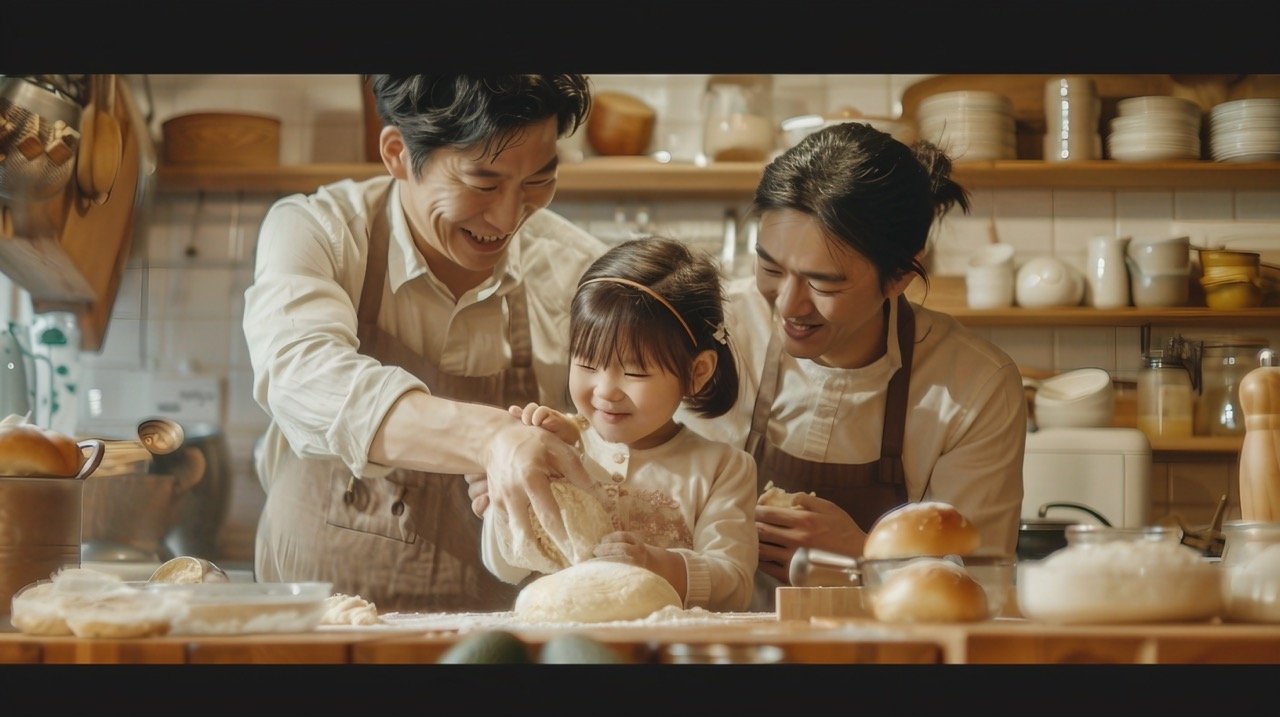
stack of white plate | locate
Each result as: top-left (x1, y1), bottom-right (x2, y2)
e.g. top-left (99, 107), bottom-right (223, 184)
top-left (916, 90), bottom-right (1016, 162)
top-left (1208, 98), bottom-right (1280, 163)
top-left (1107, 96), bottom-right (1201, 162)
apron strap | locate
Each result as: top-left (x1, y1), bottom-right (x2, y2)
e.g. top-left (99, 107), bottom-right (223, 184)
top-left (357, 184), bottom-right (394, 326)
top-left (876, 295), bottom-right (915, 485)
top-left (745, 322), bottom-right (785, 461)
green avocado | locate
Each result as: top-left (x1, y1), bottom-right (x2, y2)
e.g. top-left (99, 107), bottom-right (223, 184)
top-left (538, 632), bottom-right (625, 664)
top-left (437, 630), bottom-right (532, 664)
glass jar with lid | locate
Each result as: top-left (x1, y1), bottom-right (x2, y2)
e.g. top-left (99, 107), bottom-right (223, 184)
top-left (1193, 337), bottom-right (1270, 437)
top-left (701, 75), bottom-right (774, 163)
top-left (1136, 349), bottom-right (1194, 440)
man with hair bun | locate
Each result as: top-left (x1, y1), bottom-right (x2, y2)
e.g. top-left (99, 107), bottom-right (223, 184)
top-left (678, 122), bottom-right (1026, 609)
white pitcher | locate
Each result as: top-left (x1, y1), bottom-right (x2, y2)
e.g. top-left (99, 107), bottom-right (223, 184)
top-left (1086, 235), bottom-right (1131, 309)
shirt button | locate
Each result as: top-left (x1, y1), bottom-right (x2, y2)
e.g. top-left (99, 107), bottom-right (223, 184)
top-left (611, 473), bottom-right (624, 483)
top-left (612, 453), bottom-right (625, 464)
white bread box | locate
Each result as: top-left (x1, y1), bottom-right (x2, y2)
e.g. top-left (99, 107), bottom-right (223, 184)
top-left (1021, 427), bottom-right (1152, 528)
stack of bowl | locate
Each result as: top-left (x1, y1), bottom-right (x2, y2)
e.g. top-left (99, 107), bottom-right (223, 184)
top-left (1107, 96), bottom-right (1202, 162)
top-left (916, 91), bottom-right (1016, 162)
top-left (1029, 367), bottom-right (1116, 430)
top-left (1198, 248), bottom-right (1264, 309)
top-left (1126, 235), bottom-right (1191, 307)
top-left (1208, 98), bottom-right (1280, 163)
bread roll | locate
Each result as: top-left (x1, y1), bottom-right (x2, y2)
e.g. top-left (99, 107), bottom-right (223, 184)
top-left (863, 501), bottom-right (980, 559)
top-left (869, 558), bottom-right (989, 623)
top-left (0, 422), bottom-right (82, 477)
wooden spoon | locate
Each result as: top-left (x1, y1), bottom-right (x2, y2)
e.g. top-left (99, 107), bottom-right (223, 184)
top-left (90, 74), bottom-right (122, 205)
top-left (74, 75), bottom-right (98, 198)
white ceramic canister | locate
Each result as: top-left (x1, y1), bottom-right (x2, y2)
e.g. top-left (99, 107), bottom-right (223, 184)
top-left (1086, 235), bottom-right (1131, 309)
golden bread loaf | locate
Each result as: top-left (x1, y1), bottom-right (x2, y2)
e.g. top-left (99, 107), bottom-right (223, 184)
top-left (863, 501), bottom-right (980, 559)
top-left (869, 558), bottom-right (990, 623)
top-left (0, 423), bottom-right (82, 477)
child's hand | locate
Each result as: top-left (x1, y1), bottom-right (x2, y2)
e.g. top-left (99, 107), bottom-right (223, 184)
top-left (508, 402), bottom-right (582, 446)
top-left (593, 531), bottom-right (687, 601)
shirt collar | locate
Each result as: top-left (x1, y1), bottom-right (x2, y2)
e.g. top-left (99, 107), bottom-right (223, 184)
top-left (385, 182), bottom-right (523, 299)
top-left (796, 298), bottom-right (903, 384)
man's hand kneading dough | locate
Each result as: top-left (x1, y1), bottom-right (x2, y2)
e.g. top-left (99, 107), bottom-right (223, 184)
top-left (756, 491), bottom-right (868, 584)
top-left (475, 414), bottom-right (595, 550)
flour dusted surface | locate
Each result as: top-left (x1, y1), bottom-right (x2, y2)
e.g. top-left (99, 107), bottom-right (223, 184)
top-left (358, 605), bottom-right (775, 633)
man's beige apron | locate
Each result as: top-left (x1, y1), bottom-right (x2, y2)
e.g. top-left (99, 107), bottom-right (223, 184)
top-left (745, 296), bottom-right (917, 610)
top-left (256, 184), bottom-right (539, 612)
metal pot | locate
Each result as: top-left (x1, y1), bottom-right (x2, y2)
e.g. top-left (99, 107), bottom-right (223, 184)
top-left (0, 439), bottom-right (104, 614)
top-left (1017, 501), bottom-right (1113, 561)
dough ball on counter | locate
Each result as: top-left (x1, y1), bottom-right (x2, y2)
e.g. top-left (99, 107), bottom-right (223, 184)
top-left (320, 593), bottom-right (382, 626)
top-left (495, 480), bottom-right (612, 575)
top-left (514, 560), bottom-right (681, 623)
top-left (757, 480), bottom-right (814, 508)
top-left (868, 558), bottom-right (990, 623)
top-left (863, 501), bottom-right (981, 559)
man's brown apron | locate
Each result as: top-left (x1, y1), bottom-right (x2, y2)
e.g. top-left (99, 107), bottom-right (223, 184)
top-left (744, 296), bottom-right (917, 610)
top-left (256, 184), bottom-right (538, 612)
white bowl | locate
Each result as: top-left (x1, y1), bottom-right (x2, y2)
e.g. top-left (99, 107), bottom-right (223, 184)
top-left (1128, 266), bottom-right (1190, 308)
top-left (1211, 98), bottom-right (1280, 120)
top-left (1032, 368), bottom-right (1116, 429)
top-left (968, 243), bottom-right (1016, 268)
top-left (966, 264), bottom-right (1015, 309)
top-left (1128, 235), bottom-right (1191, 274)
top-left (1034, 367), bottom-right (1113, 403)
top-left (1015, 257), bottom-right (1085, 308)
top-left (1117, 95), bottom-right (1201, 118)
top-left (779, 115), bottom-right (918, 149)
top-left (918, 91), bottom-right (1013, 117)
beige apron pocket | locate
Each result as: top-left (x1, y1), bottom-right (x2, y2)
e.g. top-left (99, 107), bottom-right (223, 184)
top-left (324, 474), bottom-right (418, 544)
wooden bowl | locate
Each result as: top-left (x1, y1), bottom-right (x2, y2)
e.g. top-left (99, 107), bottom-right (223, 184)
top-left (162, 111), bottom-right (281, 166)
top-left (586, 91), bottom-right (655, 156)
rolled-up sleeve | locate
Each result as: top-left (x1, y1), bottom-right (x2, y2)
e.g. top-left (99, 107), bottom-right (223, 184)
top-left (244, 200), bottom-right (426, 478)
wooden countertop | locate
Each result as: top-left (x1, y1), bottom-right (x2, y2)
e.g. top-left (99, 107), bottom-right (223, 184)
top-left (4, 615), bottom-right (1280, 665)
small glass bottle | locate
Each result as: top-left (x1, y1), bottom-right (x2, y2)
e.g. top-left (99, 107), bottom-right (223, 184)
top-left (1137, 349), bottom-right (1194, 440)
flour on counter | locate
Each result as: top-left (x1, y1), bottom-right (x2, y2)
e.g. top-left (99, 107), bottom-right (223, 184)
top-left (317, 606), bottom-right (777, 633)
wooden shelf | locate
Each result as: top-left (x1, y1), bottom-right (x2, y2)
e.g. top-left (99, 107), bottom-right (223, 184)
top-left (909, 277), bottom-right (1280, 329)
top-left (945, 305), bottom-right (1280, 328)
top-left (1150, 435), bottom-right (1242, 457)
top-left (154, 158), bottom-right (1280, 197)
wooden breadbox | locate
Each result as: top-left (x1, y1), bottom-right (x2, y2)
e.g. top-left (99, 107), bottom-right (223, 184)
top-left (161, 111), bottom-right (281, 166)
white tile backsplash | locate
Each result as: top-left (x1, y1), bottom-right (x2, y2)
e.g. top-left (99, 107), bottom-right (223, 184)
top-left (1052, 190), bottom-right (1116, 255)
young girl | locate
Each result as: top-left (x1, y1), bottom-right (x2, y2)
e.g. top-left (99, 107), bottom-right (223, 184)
top-left (481, 236), bottom-right (759, 612)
